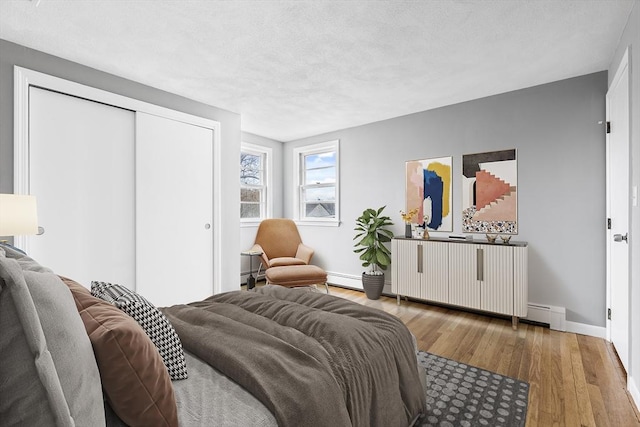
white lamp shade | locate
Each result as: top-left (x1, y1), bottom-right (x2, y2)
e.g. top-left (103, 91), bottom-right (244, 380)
top-left (0, 194), bottom-right (39, 237)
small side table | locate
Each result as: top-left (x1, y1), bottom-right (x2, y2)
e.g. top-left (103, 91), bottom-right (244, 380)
top-left (241, 250), bottom-right (263, 290)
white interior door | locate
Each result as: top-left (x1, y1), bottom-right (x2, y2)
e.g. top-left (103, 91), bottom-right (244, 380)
top-left (27, 87), bottom-right (135, 288)
top-left (606, 50), bottom-right (630, 373)
top-left (135, 112), bottom-right (214, 307)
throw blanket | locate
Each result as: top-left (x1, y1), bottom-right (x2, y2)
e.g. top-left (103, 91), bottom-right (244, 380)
top-left (162, 286), bottom-right (425, 427)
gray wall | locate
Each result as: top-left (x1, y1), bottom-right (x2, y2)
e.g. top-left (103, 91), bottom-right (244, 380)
top-left (239, 131), bottom-right (284, 277)
top-left (0, 39), bottom-right (242, 292)
top-left (285, 72), bottom-right (608, 327)
top-left (609, 0), bottom-right (640, 400)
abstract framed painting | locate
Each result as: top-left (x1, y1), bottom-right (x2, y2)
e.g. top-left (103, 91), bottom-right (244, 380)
top-left (405, 156), bottom-right (453, 232)
top-left (462, 149), bottom-right (517, 234)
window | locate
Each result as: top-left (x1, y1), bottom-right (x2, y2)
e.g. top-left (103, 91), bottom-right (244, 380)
top-left (293, 140), bottom-right (339, 225)
top-left (240, 143), bottom-right (272, 222)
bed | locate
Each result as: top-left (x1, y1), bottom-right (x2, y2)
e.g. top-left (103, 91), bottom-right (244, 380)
top-left (0, 244), bottom-right (426, 426)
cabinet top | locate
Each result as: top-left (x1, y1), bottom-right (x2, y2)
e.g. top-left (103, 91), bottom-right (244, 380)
top-left (393, 236), bottom-right (528, 247)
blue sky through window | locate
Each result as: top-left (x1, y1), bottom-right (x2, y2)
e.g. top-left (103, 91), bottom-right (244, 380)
top-left (304, 151), bottom-right (336, 203)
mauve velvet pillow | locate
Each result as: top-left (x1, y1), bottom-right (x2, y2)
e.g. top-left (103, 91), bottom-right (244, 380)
top-left (61, 277), bottom-right (178, 427)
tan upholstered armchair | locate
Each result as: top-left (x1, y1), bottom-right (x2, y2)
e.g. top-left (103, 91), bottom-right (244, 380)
top-left (249, 219), bottom-right (314, 272)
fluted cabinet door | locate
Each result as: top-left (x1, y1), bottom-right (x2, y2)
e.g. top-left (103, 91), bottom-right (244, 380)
top-left (422, 242), bottom-right (449, 304)
top-left (513, 246), bottom-right (528, 317)
top-left (481, 245), bottom-right (514, 315)
top-left (448, 244), bottom-right (481, 310)
top-left (392, 239), bottom-right (448, 302)
top-left (391, 239), bottom-right (421, 298)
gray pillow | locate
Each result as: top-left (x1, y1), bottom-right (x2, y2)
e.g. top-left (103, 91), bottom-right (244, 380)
top-left (2, 242), bottom-right (53, 273)
top-left (1, 244), bottom-right (106, 426)
top-left (0, 250), bottom-right (73, 426)
top-left (25, 270), bottom-right (105, 425)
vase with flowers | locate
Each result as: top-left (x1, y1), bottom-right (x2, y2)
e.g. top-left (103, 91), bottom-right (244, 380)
top-left (400, 207), bottom-right (419, 238)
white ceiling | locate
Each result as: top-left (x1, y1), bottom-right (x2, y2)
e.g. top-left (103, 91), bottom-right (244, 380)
top-left (0, 0), bottom-right (634, 142)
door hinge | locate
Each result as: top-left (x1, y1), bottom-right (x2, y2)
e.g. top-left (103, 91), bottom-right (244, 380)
top-left (607, 218), bottom-right (612, 230)
top-left (606, 121), bottom-right (611, 134)
top-left (608, 308), bottom-right (611, 320)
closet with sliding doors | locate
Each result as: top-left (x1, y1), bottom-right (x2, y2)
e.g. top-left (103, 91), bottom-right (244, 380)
top-left (14, 67), bottom-right (218, 307)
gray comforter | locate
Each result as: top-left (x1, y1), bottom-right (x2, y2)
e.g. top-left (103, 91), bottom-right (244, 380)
top-left (162, 285), bottom-right (425, 427)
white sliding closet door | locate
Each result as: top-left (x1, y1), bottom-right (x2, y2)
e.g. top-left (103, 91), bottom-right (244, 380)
top-left (135, 112), bottom-right (214, 307)
top-left (28, 87), bottom-right (136, 288)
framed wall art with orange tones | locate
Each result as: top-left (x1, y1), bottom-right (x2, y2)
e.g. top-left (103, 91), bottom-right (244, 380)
top-left (461, 149), bottom-right (518, 234)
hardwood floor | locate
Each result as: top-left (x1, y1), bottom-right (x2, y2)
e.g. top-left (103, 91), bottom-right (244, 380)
top-left (328, 285), bottom-right (640, 427)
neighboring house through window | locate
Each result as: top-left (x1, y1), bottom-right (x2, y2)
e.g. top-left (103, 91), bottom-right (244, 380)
top-left (240, 142), bottom-right (272, 222)
top-left (293, 140), bottom-right (340, 225)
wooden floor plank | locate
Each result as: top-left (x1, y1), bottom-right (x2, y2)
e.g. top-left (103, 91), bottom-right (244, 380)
top-left (567, 334), bottom-right (598, 426)
top-left (524, 325), bottom-right (543, 426)
top-left (587, 383), bottom-right (611, 427)
top-left (559, 329), bottom-right (581, 427)
top-left (540, 328), bottom-right (564, 426)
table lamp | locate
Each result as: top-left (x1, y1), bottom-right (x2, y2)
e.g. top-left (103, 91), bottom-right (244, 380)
top-left (0, 194), bottom-right (39, 252)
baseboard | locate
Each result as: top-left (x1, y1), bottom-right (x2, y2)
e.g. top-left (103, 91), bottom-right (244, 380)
top-left (524, 303), bottom-right (566, 331)
top-left (565, 321), bottom-right (606, 338)
top-left (326, 271), bottom-right (362, 289)
top-left (628, 375), bottom-right (640, 413)
top-left (507, 303), bottom-right (606, 338)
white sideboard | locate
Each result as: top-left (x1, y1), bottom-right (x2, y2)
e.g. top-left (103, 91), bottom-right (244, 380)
top-left (391, 237), bottom-right (528, 329)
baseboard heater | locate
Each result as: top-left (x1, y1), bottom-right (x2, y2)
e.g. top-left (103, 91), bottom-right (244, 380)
top-left (525, 303), bottom-right (566, 331)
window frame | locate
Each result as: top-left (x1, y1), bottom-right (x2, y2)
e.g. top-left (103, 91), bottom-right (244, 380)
top-left (292, 140), bottom-right (340, 226)
top-left (240, 142), bottom-right (272, 225)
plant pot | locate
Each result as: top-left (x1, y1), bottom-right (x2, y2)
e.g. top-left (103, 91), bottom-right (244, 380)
top-left (362, 272), bottom-right (385, 300)
top-left (404, 224), bottom-right (412, 238)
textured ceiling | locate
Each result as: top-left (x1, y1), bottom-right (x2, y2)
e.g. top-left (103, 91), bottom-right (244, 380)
top-left (0, 0), bottom-right (634, 141)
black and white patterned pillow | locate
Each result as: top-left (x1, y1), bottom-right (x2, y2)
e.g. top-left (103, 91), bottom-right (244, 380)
top-left (90, 281), bottom-right (188, 380)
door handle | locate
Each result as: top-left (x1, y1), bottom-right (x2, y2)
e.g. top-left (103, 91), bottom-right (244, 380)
top-left (476, 248), bottom-right (484, 281)
top-left (613, 233), bottom-right (628, 243)
top-left (417, 244), bottom-right (423, 273)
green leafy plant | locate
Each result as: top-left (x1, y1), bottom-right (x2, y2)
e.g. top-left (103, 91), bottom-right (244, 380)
top-left (353, 206), bottom-right (394, 274)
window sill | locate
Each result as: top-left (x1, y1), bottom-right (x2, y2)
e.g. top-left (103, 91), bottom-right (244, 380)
top-left (295, 219), bottom-right (341, 227)
top-left (240, 220), bottom-right (262, 228)
top-left (241, 219), bottom-right (341, 228)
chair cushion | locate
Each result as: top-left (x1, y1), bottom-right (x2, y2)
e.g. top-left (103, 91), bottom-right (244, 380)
top-left (269, 257), bottom-right (307, 267)
top-left (265, 265), bottom-right (327, 287)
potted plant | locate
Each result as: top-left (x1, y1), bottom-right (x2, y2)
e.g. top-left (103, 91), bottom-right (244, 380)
top-left (353, 206), bottom-right (394, 300)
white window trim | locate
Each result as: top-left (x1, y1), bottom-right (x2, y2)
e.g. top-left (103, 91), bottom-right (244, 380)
top-left (292, 140), bottom-right (340, 227)
top-left (241, 142), bottom-right (273, 226)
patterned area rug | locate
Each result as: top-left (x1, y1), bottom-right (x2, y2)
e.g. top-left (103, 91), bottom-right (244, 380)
top-left (417, 351), bottom-right (529, 427)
